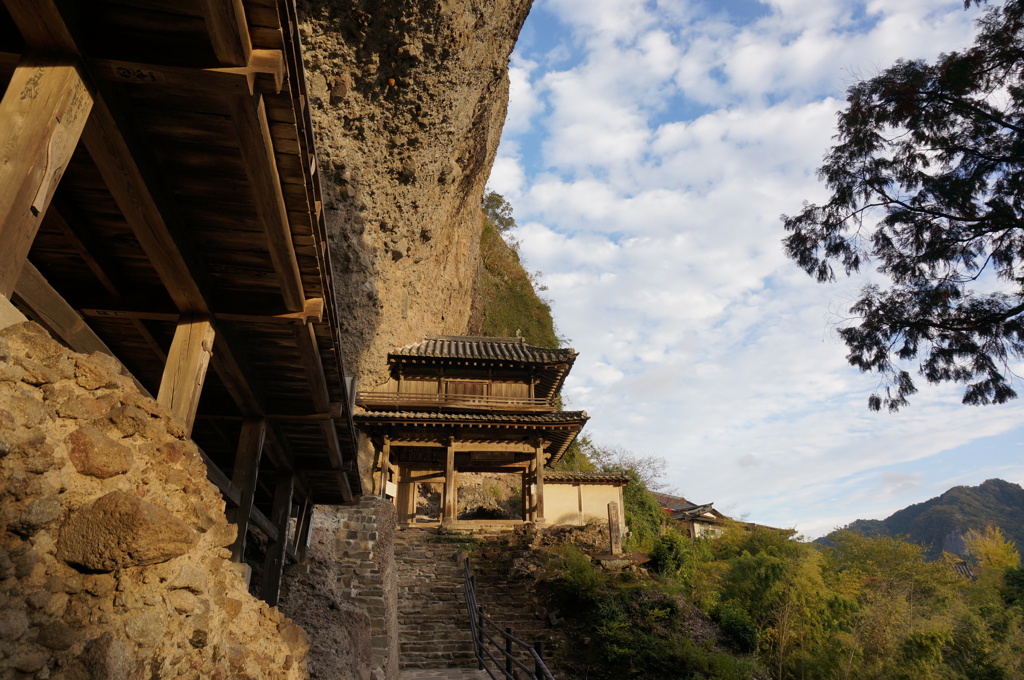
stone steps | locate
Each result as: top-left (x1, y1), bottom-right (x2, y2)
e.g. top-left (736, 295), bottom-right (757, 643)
top-left (394, 526), bottom-right (557, 673)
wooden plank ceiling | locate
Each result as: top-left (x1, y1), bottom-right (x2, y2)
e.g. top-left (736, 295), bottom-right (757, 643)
top-left (0, 0), bottom-right (360, 511)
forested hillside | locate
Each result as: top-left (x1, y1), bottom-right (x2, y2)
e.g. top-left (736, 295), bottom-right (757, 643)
top-left (468, 192), bottom-right (560, 348)
top-left (823, 479), bottom-right (1024, 558)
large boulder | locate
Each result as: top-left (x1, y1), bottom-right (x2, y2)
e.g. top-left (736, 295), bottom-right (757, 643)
top-left (57, 490), bottom-right (197, 571)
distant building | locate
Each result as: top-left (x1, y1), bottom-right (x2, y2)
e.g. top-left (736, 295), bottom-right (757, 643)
top-left (355, 335), bottom-right (629, 528)
top-left (652, 492), bottom-right (794, 539)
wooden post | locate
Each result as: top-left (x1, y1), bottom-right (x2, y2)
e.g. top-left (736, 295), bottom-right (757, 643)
top-left (534, 440), bottom-right (545, 524)
top-left (379, 436), bottom-right (391, 498)
top-left (228, 418), bottom-right (267, 562)
top-left (534, 640), bottom-right (545, 680)
top-left (608, 501), bottom-right (622, 555)
top-left (157, 315), bottom-right (215, 436)
top-left (261, 472), bottom-right (294, 606)
top-left (292, 495), bottom-right (313, 562)
top-left (0, 57), bottom-right (93, 297)
top-left (443, 437), bottom-right (457, 525)
top-left (521, 468), bottom-right (530, 522)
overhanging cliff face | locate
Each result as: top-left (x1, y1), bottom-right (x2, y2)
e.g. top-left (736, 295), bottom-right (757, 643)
top-left (296, 0), bottom-right (534, 387)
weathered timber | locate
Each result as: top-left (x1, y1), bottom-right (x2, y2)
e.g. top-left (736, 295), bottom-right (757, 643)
top-left (229, 418), bottom-right (267, 562)
top-left (157, 316), bottom-right (215, 435)
top-left (0, 58), bottom-right (93, 296)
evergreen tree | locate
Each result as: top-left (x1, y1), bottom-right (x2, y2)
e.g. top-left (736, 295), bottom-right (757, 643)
top-left (783, 0), bottom-right (1024, 410)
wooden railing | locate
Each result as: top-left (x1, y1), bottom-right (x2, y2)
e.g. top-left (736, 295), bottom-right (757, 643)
top-left (357, 391), bottom-right (551, 411)
top-left (463, 557), bottom-right (555, 680)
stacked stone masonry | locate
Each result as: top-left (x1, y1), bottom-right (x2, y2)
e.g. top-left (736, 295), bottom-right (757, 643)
top-left (288, 497), bottom-right (400, 680)
top-left (0, 315), bottom-right (309, 679)
top-left (394, 527), bottom-right (556, 674)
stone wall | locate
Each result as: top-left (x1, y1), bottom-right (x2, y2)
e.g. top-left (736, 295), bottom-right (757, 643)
top-left (282, 497), bottom-right (398, 680)
top-left (0, 308), bottom-right (308, 679)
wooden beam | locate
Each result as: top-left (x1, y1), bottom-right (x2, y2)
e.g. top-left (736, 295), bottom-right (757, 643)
top-left (83, 92), bottom-right (210, 313)
top-left (48, 204), bottom-right (169, 364)
top-left (230, 93), bottom-right (305, 312)
top-left (1, 1), bottom-right (76, 52)
top-left (0, 57), bottom-right (92, 296)
top-left (13, 262), bottom-right (117, 359)
top-left (229, 419), bottom-right (267, 562)
top-left (79, 297), bottom-right (324, 325)
top-left (250, 504), bottom-right (277, 543)
top-left (293, 322), bottom-right (352, 501)
top-left (201, 0), bottom-right (252, 67)
top-left (89, 49), bottom-right (285, 97)
top-left (261, 472), bottom-right (294, 606)
top-left (198, 446), bottom-right (241, 506)
top-left (157, 316), bottom-right (215, 436)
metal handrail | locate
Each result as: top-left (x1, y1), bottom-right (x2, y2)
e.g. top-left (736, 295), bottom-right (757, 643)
top-left (463, 556), bottom-right (555, 680)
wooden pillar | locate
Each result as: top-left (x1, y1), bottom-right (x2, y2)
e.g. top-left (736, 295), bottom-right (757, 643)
top-left (443, 437), bottom-right (457, 525)
top-left (157, 315), bottom-right (215, 436)
top-left (0, 57), bottom-right (93, 297)
top-left (379, 436), bottom-right (391, 498)
top-left (228, 418), bottom-right (267, 562)
top-left (292, 495), bottom-right (313, 563)
top-left (534, 440), bottom-right (546, 524)
top-left (260, 472), bottom-right (294, 606)
top-left (521, 469), bottom-right (530, 521)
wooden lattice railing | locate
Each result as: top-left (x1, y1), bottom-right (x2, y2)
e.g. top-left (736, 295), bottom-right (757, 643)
top-left (357, 391), bottom-right (551, 410)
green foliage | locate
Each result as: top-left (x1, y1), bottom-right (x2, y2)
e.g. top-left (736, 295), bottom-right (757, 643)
top-left (548, 511), bottom-right (1024, 680)
top-left (482, 190), bottom-right (516, 233)
top-left (781, 0), bottom-right (1024, 410)
top-left (620, 468), bottom-right (666, 553)
top-left (554, 434), bottom-right (599, 473)
top-left (476, 200), bottom-right (559, 348)
top-left (550, 576), bottom-right (758, 680)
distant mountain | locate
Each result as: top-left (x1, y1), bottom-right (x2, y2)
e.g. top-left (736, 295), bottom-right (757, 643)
top-left (819, 479), bottom-right (1024, 559)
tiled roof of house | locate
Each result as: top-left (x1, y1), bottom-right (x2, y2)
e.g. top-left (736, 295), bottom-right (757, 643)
top-left (390, 335), bottom-right (577, 364)
top-left (544, 471), bottom-right (631, 485)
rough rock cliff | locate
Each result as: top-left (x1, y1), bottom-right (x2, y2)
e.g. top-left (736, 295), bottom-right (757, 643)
top-left (296, 0), bottom-right (533, 385)
top-left (0, 318), bottom-right (308, 679)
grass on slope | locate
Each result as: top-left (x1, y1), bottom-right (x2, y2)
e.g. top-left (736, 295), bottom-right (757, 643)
top-left (475, 215), bottom-right (560, 349)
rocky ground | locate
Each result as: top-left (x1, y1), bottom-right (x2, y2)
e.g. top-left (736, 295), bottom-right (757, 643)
top-left (0, 319), bottom-right (308, 679)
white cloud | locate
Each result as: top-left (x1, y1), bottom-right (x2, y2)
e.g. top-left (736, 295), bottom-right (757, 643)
top-left (491, 0), bottom-right (1022, 538)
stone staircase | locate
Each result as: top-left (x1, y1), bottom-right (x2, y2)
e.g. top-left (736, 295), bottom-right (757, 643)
top-left (394, 526), bottom-right (554, 673)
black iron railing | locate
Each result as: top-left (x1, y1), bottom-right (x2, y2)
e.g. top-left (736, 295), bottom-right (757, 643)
top-left (463, 557), bottom-right (555, 680)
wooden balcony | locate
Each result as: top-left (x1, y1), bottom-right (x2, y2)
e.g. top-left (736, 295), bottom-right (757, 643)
top-left (356, 391), bottom-right (553, 412)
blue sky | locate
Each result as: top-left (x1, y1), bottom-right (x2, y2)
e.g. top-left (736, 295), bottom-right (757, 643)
top-left (488, 0), bottom-right (1024, 538)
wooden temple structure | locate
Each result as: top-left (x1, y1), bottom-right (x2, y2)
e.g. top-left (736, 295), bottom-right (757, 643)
top-left (0, 0), bottom-right (360, 603)
top-left (355, 336), bottom-right (590, 526)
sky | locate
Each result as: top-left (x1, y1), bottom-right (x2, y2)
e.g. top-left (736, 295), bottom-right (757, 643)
top-left (486, 0), bottom-right (1024, 539)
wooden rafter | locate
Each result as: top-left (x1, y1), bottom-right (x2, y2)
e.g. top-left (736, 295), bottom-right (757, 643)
top-left (230, 92), bottom-right (305, 312)
top-left (201, 0), bottom-right (252, 67)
